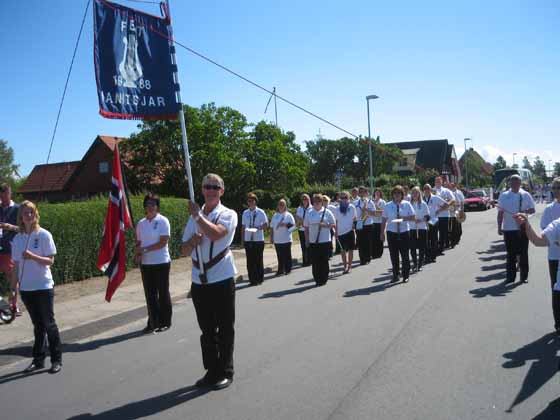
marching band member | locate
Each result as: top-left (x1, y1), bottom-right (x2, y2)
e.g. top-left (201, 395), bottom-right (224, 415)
top-left (422, 184), bottom-right (446, 264)
top-left (434, 176), bottom-right (455, 254)
top-left (409, 187), bottom-right (430, 272)
top-left (270, 199), bottom-right (296, 276)
top-left (181, 174), bottom-right (238, 390)
top-left (322, 195), bottom-right (336, 258)
top-left (540, 177), bottom-right (560, 331)
top-left (295, 194), bottom-right (311, 267)
top-left (497, 175), bottom-right (536, 284)
top-left (514, 212), bottom-right (560, 334)
top-left (0, 183), bottom-right (20, 315)
top-left (334, 191), bottom-right (357, 274)
top-left (304, 194), bottom-right (336, 286)
top-left (241, 193), bottom-right (268, 286)
top-left (351, 187), bottom-right (360, 204)
top-left (381, 186), bottom-right (416, 283)
top-left (371, 188), bottom-right (386, 259)
top-left (355, 186), bottom-right (375, 265)
top-left (449, 183), bottom-right (465, 246)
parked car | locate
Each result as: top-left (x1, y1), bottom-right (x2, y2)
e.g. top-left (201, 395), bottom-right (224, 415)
top-left (464, 189), bottom-right (493, 211)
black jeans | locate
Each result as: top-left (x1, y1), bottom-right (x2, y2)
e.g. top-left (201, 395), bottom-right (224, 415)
top-left (427, 223), bottom-right (439, 262)
top-left (298, 230), bottom-right (310, 266)
top-left (410, 229), bottom-right (427, 268)
top-left (387, 231), bottom-right (411, 279)
top-left (371, 223), bottom-right (384, 259)
top-left (503, 230), bottom-right (529, 282)
top-left (141, 262), bottom-right (172, 329)
top-left (274, 243), bottom-right (292, 274)
top-left (191, 278), bottom-right (235, 380)
top-left (438, 217), bottom-right (449, 253)
top-left (357, 225), bottom-right (372, 265)
top-left (308, 242), bottom-right (330, 285)
top-left (20, 289), bottom-right (62, 364)
top-left (548, 260), bottom-right (560, 329)
top-left (244, 241), bottom-right (265, 285)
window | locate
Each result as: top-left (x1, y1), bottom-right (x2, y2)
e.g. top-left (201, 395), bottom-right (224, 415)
top-left (99, 161), bottom-right (109, 174)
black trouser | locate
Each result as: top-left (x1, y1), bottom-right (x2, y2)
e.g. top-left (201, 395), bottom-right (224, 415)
top-left (455, 219), bottom-right (463, 244)
top-left (308, 242), bottom-right (331, 285)
top-left (503, 230), bottom-right (529, 282)
top-left (371, 223), bottom-right (384, 259)
top-left (410, 229), bottom-right (428, 268)
top-left (449, 218), bottom-right (459, 247)
top-left (438, 217), bottom-right (449, 253)
top-left (274, 243), bottom-right (292, 274)
top-left (298, 230), bottom-right (310, 266)
top-left (141, 262), bottom-right (172, 329)
top-left (244, 241), bottom-right (265, 285)
top-left (191, 278), bottom-right (235, 380)
top-left (387, 231), bottom-right (411, 279)
top-left (20, 289), bottom-right (62, 364)
top-left (427, 223), bottom-right (439, 262)
top-left (357, 225), bottom-right (372, 265)
top-left (548, 260), bottom-right (560, 329)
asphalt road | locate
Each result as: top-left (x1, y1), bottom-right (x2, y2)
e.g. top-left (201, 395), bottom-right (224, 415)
top-left (1, 205), bottom-right (559, 420)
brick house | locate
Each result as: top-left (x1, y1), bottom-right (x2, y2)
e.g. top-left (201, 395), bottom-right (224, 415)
top-left (19, 136), bottom-right (127, 202)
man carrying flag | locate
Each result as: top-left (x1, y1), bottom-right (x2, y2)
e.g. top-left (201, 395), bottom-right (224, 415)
top-left (97, 147), bottom-right (132, 302)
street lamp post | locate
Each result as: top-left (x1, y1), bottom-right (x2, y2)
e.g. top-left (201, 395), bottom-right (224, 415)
top-left (464, 138), bottom-right (472, 190)
top-left (366, 94), bottom-right (379, 192)
top-left (512, 153), bottom-right (517, 167)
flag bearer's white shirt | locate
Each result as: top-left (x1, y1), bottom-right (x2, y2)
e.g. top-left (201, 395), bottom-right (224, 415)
top-left (242, 207), bottom-right (268, 242)
top-left (382, 201), bottom-right (415, 233)
top-left (182, 202), bottom-right (238, 285)
top-left (498, 189), bottom-right (535, 231)
top-left (304, 207), bottom-right (336, 243)
top-left (11, 228), bottom-right (56, 291)
top-left (136, 213), bottom-right (171, 265)
top-left (543, 220), bottom-right (560, 290)
top-left (271, 211), bottom-right (295, 244)
top-left (335, 204), bottom-right (357, 236)
top-left (541, 201), bottom-right (560, 260)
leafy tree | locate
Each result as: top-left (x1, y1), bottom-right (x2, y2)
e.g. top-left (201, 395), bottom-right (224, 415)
top-left (554, 162), bottom-right (560, 177)
top-left (532, 156), bottom-right (547, 179)
top-left (493, 155), bottom-right (507, 171)
top-left (0, 139), bottom-right (19, 183)
top-left (462, 149), bottom-right (492, 187)
top-left (522, 156), bottom-right (533, 172)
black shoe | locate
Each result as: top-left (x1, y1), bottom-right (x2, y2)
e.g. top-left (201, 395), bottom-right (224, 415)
top-left (417, 266), bottom-right (423, 272)
top-left (391, 276), bottom-right (399, 283)
top-left (212, 377), bottom-right (233, 390)
top-left (195, 371), bottom-right (216, 388)
top-left (49, 362), bottom-right (62, 374)
top-left (156, 326), bottom-right (170, 333)
top-left (402, 277), bottom-right (409, 283)
top-left (24, 361), bottom-right (44, 373)
top-left (142, 326), bottom-right (155, 335)
top-left (521, 274), bottom-right (528, 283)
top-left (504, 278), bottom-right (515, 285)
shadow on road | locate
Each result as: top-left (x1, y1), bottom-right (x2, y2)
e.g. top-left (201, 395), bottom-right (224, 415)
top-left (532, 396), bottom-right (560, 419)
top-left (259, 283), bottom-right (316, 299)
top-left (502, 332), bottom-right (559, 414)
top-left (476, 242), bottom-right (506, 255)
top-left (481, 262), bottom-right (507, 272)
top-left (66, 385), bottom-right (211, 419)
top-left (475, 271), bottom-right (507, 282)
top-left (469, 281), bottom-right (521, 298)
top-left (344, 280), bottom-right (400, 297)
top-left (479, 254), bottom-right (508, 262)
top-left (0, 367), bottom-right (47, 385)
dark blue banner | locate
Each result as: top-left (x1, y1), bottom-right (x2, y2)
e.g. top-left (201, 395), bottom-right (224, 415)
top-left (93, 0), bottom-right (180, 120)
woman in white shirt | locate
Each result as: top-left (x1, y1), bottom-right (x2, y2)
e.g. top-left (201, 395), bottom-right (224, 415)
top-left (295, 194), bottom-right (311, 267)
top-left (270, 199), bottom-right (296, 276)
top-left (304, 194), bottom-right (336, 286)
top-left (334, 191), bottom-right (357, 274)
top-left (409, 187), bottom-right (430, 272)
top-left (381, 186), bottom-right (416, 283)
top-left (12, 201), bottom-right (62, 374)
top-left (241, 193), bottom-right (269, 286)
top-left (135, 194), bottom-right (172, 334)
top-left (371, 188), bottom-right (386, 259)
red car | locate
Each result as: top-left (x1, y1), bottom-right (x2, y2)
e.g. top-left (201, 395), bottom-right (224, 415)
top-left (464, 189), bottom-right (493, 211)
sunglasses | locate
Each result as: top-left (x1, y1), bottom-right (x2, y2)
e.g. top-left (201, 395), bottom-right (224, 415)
top-left (203, 184), bottom-right (221, 191)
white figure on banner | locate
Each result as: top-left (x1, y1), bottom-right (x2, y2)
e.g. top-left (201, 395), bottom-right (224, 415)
top-left (118, 21), bottom-right (143, 88)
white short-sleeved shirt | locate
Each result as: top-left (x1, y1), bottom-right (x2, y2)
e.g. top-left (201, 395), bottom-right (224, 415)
top-left (372, 199), bottom-right (386, 224)
top-left (296, 205), bottom-right (311, 232)
top-left (335, 204), bottom-right (357, 236)
top-left (11, 228), bottom-right (56, 291)
top-left (424, 194), bottom-right (446, 222)
top-left (382, 201), bottom-right (415, 233)
top-left (454, 190), bottom-right (465, 209)
top-left (271, 211), bottom-right (296, 244)
top-left (541, 201), bottom-right (560, 260)
top-left (498, 189), bottom-right (536, 231)
top-left (543, 220), bottom-right (560, 290)
top-left (435, 187), bottom-right (455, 218)
top-left (355, 198), bottom-right (375, 225)
top-left (304, 207), bottom-right (336, 243)
top-left (448, 191), bottom-right (458, 218)
top-left (410, 201), bottom-right (430, 230)
top-left (182, 203), bottom-right (238, 285)
top-left (136, 214), bottom-right (171, 265)
top-left (242, 207), bottom-right (268, 242)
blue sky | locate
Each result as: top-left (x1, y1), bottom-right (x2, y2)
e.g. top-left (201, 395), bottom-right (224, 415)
top-left (1, 0), bottom-right (558, 176)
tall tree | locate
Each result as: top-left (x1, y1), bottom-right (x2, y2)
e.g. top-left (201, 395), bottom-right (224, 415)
top-left (493, 155), bottom-right (507, 171)
top-left (0, 139), bottom-right (19, 183)
top-left (554, 162), bottom-right (560, 177)
top-left (522, 156), bottom-right (533, 172)
top-left (532, 156), bottom-right (547, 179)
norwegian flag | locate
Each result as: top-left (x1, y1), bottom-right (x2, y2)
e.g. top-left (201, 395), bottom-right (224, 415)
top-left (96, 146), bottom-right (132, 302)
